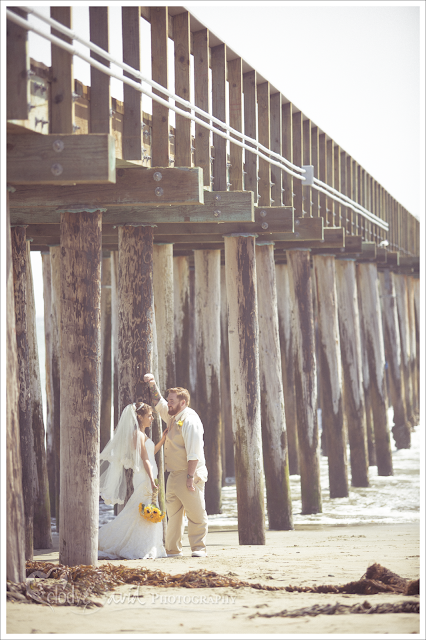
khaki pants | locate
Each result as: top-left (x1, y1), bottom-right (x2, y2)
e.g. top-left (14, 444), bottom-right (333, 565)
top-left (165, 470), bottom-right (208, 554)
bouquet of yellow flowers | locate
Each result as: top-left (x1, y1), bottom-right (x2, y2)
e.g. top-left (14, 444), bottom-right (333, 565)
top-left (139, 502), bottom-right (165, 523)
top-left (139, 480), bottom-right (165, 523)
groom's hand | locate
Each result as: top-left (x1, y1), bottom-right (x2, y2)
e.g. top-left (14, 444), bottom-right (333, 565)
top-left (144, 373), bottom-right (155, 386)
top-left (186, 477), bottom-right (195, 492)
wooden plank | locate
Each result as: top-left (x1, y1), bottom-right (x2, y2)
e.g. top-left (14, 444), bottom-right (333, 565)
top-left (303, 118), bottom-right (311, 217)
top-left (344, 234), bottom-right (362, 253)
top-left (7, 133), bottom-right (116, 185)
top-left (334, 144), bottom-right (341, 227)
top-left (326, 139), bottom-right (334, 226)
top-left (151, 7), bottom-right (169, 166)
top-left (122, 7), bottom-right (142, 160)
top-left (211, 43), bottom-right (227, 191)
top-left (346, 155), bottom-right (354, 236)
top-left (193, 29), bottom-right (210, 187)
top-left (174, 11), bottom-right (191, 167)
top-left (292, 111), bottom-right (303, 216)
top-left (319, 133), bottom-right (327, 226)
top-left (9, 167), bottom-right (204, 216)
top-left (270, 93), bottom-right (282, 206)
top-left (89, 7), bottom-right (110, 135)
top-left (275, 227), bottom-right (343, 250)
top-left (340, 150), bottom-right (347, 232)
top-left (7, 8), bottom-right (29, 120)
top-left (50, 7), bottom-right (74, 134)
top-left (282, 102), bottom-right (293, 208)
top-left (257, 82), bottom-right (271, 209)
top-left (311, 126), bottom-right (320, 217)
top-left (243, 70), bottom-right (257, 200)
top-left (228, 58), bottom-right (243, 191)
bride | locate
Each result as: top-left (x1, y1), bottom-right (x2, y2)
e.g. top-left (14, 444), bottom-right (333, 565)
top-left (98, 402), bottom-right (167, 560)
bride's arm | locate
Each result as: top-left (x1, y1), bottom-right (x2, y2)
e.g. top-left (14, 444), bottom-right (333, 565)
top-left (138, 433), bottom-right (157, 492)
top-left (154, 427), bottom-right (168, 455)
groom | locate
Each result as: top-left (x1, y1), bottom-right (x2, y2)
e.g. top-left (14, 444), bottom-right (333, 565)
top-left (144, 373), bottom-right (208, 558)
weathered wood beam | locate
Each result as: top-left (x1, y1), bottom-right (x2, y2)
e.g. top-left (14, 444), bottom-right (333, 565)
top-left (7, 8), bottom-right (29, 121)
top-left (224, 234), bottom-right (265, 544)
top-left (6, 191), bottom-right (26, 582)
top-left (9, 167), bottom-right (204, 219)
top-left (7, 133), bottom-right (116, 185)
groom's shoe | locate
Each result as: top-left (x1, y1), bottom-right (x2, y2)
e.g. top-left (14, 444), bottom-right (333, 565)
top-left (166, 552), bottom-right (183, 558)
top-left (191, 549), bottom-right (207, 558)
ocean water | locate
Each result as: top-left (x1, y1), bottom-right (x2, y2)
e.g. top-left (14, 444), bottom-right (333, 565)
top-left (37, 318), bottom-right (421, 531)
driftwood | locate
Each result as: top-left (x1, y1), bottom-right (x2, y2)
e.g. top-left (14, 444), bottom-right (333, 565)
top-left (6, 562), bottom-right (419, 608)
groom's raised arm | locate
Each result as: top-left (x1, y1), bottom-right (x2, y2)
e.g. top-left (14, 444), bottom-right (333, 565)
top-left (144, 373), bottom-right (169, 422)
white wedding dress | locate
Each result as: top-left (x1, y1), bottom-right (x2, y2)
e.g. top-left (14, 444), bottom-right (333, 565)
top-left (98, 439), bottom-right (166, 560)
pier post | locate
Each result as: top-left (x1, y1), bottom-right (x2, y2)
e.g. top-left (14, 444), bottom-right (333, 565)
top-left (153, 244), bottom-right (176, 391)
top-left (220, 264), bottom-right (234, 479)
top-left (27, 243), bottom-right (52, 549)
top-left (256, 243), bottom-right (293, 529)
top-left (287, 250), bottom-right (322, 514)
top-left (118, 226), bottom-right (156, 506)
top-left (313, 254), bottom-right (348, 498)
top-left (110, 251), bottom-right (119, 428)
top-left (173, 255), bottom-right (191, 392)
top-left (357, 263), bottom-right (393, 476)
top-left (50, 246), bottom-right (62, 527)
top-left (335, 259), bottom-right (369, 487)
top-left (275, 262), bottom-right (299, 475)
top-left (194, 249), bottom-right (222, 514)
top-left (224, 235), bottom-right (265, 544)
top-left (6, 192), bottom-right (26, 582)
top-left (59, 210), bottom-right (103, 567)
top-left (100, 252), bottom-right (112, 451)
top-left (406, 276), bottom-right (419, 423)
top-left (378, 269), bottom-right (411, 448)
top-left (393, 273), bottom-right (415, 427)
top-left (11, 225), bottom-right (34, 559)
top-left (41, 251), bottom-right (55, 519)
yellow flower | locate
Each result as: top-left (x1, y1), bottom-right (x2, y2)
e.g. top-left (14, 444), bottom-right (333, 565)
top-left (177, 420), bottom-right (183, 427)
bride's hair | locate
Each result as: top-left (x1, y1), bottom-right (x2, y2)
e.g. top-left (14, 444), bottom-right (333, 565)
top-left (135, 401), bottom-right (152, 417)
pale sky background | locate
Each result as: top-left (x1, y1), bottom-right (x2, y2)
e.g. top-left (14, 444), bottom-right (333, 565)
top-left (2, 1), bottom-right (423, 318)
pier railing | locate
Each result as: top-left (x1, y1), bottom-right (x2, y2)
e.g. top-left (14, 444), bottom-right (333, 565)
top-left (7, 5), bottom-right (420, 258)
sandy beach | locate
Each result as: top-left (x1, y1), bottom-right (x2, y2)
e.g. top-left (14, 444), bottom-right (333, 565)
top-left (6, 522), bottom-right (421, 636)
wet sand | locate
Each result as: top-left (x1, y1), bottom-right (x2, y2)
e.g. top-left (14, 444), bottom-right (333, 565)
top-left (6, 522), bottom-right (421, 636)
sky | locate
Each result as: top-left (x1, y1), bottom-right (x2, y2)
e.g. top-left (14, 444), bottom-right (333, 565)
top-left (2, 1), bottom-right (424, 318)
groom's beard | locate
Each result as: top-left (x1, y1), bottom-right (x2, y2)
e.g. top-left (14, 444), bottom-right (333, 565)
top-left (168, 406), bottom-right (181, 416)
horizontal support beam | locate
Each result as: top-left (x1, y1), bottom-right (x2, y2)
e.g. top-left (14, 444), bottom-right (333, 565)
top-left (8, 166), bottom-right (205, 216)
top-left (271, 227), bottom-right (343, 251)
top-left (7, 133), bottom-right (116, 185)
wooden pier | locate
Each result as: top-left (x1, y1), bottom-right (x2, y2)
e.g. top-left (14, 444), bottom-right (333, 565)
top-left (6, 6), bottom-right (420, 577)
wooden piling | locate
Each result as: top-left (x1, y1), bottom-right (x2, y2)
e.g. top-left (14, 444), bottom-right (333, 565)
top-left (50, 246), bottom-right (62, 528)
top-left (59, 210), bottom-right (102, 567)
top-left (118, 226), bottom-right (156, 506)
top-left (220, 265), bottom-right (234, 479)
top-left (224, 235), bottom-right (265, 544)
top-left (286, 250), bottom-right (322, 514)
top-left (256, 243), bottom-right (293, 529)
top-left (275, 263), bottom-right (299, 475)
top-left (335, 259), bottom-right (369, 487)
top-left (406, 276), bottom-right (419, 423)
top-left (110, 251), bottom-right (119, 428)
top-left (313, 254), bottom-right (348, 498)
top-left (100, 253), bottom-right (112, 451)
top-left (153, 244), bottom-right (176, 391)
top-left (41, 252), bottom-right (55, 518)
top-left (356, 263), bottom-right (393, 476)
top-left (27, 243), bottom-right (52, 549)
top-left (173, 255), bottom-right (191, 392)
top-left (6, 192), bottom-right (26, 582)
top-left (412, 276), bottom-right (420, 419)
top-left (194, 249), bottom-right (222, 514)
top-left (359, 303), bottom-right (377, 467)
top-left (393, 273), bottom-right (415, 427)
top-left (378, 269), bottom-right (411, 448)
top-left (11, 225), bottom-right (34, 559)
